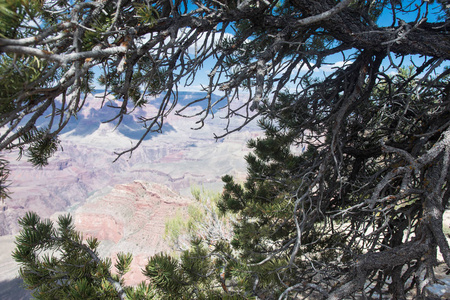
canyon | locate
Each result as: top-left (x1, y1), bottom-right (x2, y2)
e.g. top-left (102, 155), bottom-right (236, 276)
top-left (1, 91), bottom-right (260, 235)
top-left (1, 91), bottom-right (449, 298)
top-left (0, 91), bottom-right (261, 298)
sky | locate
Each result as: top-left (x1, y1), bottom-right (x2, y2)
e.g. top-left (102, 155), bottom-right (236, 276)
top-left (183, 0), bottom-right (448, 92)
top-left (91, 1), bottom-right (448, 95)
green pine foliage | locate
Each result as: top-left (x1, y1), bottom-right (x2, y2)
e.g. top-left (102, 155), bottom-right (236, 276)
top-left (26, 132), bottom-right (60, 168)
top-left (0, 0), bottom-right (66, 170)
top-left (13, 212), bottom-right (126, 299)
top-left (0, 0), bottom-right (167, 177)
top-left (162, 187), bottom-right (248, 298)
top-left (144, 240), bottom-right (229, 299)
top-left (0, 0), bottom-right (26, 38)
top-left (5, 1), bottom-right (450, 298)
top-left (13, 210), bottom-right (244, 299)
top-left (215, 64), bottom-right (450, 298)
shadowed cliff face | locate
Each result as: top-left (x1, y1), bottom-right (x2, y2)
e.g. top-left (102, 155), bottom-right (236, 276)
top-left (0, 278), bottom-right (31, 300)
top-left (0, 235), bottom-right (31, 300)
top-left (0, 91), bottom-right (261, 236)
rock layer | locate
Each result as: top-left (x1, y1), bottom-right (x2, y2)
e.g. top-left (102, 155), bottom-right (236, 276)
top-left (1, 92), bottom-right (260, 236)
top-left (73, 181), bottom-right (191, 285)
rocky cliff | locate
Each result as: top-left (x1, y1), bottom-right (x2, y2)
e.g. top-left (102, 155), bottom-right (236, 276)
top-left (72, 181), bottom-right (191, 285)
top-left (0, 91), bottom-right (260, 236)
top-left (0, 91), bottom-right (260, 296)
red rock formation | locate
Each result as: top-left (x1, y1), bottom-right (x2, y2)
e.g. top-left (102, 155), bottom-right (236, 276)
top-left (74, 181), bottom-right (191, 285)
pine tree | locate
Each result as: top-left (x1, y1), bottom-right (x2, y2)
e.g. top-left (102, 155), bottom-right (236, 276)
top-left (218, 64), bottom-right (450, 298)
top-left (13, 212), bottom-right (134, 299)
top-left (13, 190), bottom-right (244, 299)
top-left (1, 0), bottom-right (450, 166)
top-left (4, 0), bottom-right (450, 299)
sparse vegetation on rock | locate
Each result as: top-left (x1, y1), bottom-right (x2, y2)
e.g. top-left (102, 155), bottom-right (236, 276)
top-left (165, 186), bottom-right (235, 251)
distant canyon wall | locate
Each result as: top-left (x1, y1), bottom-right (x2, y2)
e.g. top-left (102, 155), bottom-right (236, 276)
top-left (0, 92), bottom-right (261, 236)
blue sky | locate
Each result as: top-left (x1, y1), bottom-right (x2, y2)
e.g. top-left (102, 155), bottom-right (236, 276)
top-left (93, 1), bottom-right (448, 94)
top-left (183, 0), bottom-right (448, 91)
